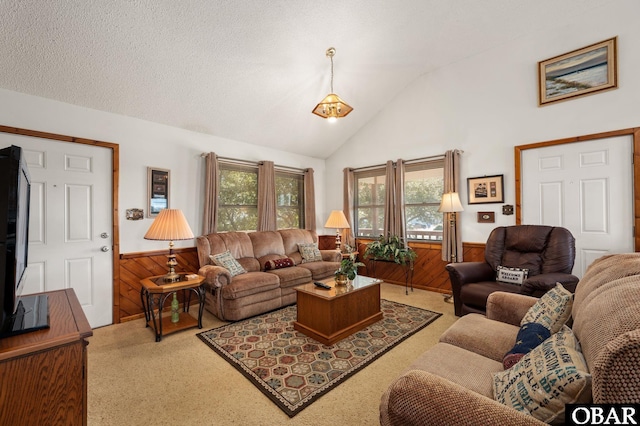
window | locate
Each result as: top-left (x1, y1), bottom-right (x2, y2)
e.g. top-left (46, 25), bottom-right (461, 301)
top-left (218, 164), bottom-right (258, 232)
top-left (354, 168), bottom-right (386, 237)
top-left (404, 160), bottom-right (444, 241)
top-left (275, 171), bottom-right (304, 229)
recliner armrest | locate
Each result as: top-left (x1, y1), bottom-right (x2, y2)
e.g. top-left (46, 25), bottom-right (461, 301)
top-left (445, 261), bottom-right (495, 284)
top-left (320, 250), bottom-right (341, 262)
top-left (198, 264), bottom-right (232, 289)
top-left (521, 272), bottom-right (579, 295)
top-left (380, 370), bottom-right (545, 426)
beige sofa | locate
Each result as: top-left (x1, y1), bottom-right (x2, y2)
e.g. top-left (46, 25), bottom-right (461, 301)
top-left (380, 253), bottom-right (640, 425)
top-left (196, 229), bottom-right (340, 321)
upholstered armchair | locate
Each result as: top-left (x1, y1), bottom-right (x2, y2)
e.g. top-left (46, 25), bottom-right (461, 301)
top-left (445, 225), bottom-right (579, 316)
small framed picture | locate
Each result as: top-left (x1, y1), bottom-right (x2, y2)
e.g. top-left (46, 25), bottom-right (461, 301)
top-left (147, 167), bottom-right (170, 217)
top-left (538, 37), bottom-right (617, 106)
top-left (467, 175), bottom-right (504, 204)
top-left (477, 212), bottom-right (495, 223)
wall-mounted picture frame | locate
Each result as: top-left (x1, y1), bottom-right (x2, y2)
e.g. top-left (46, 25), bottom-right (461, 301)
top-left (467, 174), bottom-right (504, 204)
top-left (147, 167), bottom-right (170, 217)
top-left (538, 36), bottom-right (617, 106)
top-left (477, 212), bottom-right (495, 223)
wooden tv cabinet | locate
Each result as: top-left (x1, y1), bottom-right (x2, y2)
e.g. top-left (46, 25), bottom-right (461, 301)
top-left (0, 289), bottom-right (93, 425)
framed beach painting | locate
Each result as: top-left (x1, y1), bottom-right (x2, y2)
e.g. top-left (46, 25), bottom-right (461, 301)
top-left (538, 37), bottom-right (617, 106)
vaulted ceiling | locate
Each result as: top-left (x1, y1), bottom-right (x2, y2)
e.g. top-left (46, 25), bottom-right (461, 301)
top-left (1, 0), bottom-right (612, 158)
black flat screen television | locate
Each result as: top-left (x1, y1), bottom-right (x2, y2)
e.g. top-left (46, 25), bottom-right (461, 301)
top-left (0, 145), bottom-right (48, 337)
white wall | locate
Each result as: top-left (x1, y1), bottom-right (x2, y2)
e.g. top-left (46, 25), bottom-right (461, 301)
top-left (325, 1), bottom-right (640, 243)
top-left (0, 89), bottom-right (326, 253)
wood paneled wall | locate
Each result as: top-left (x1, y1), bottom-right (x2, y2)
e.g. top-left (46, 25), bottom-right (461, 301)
top-left (118, 248), bottom-right (199, 322)
top-left (115, 240), bottom-right (486, 323)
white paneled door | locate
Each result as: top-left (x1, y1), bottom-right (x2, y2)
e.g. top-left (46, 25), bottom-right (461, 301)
top-left (0, 134), bottom-right (113, 328)
top-left (521, 136), bottom-right (634, 278)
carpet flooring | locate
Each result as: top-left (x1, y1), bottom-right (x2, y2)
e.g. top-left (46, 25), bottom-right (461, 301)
top-left (197, 299), bottom-right (441, 417)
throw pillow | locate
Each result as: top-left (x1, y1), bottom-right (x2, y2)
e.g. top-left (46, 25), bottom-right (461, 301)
top-left (502, 322), bottom-right (551, 369)
top-left (493, 326), bottom-right (592, 424)
top-left (496, 265), bottom-right (529, 285)
top-left (209, 251), bottom-right (247, 277)
top-left (521, 283), bottom-right (573, 334)
top-left (298, 243), bottom-right (322, 263)
top-left (264, 257), bottom-right (295, 271)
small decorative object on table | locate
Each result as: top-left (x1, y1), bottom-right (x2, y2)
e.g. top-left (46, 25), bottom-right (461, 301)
top-left (334, 252), bottom-right (364, 286)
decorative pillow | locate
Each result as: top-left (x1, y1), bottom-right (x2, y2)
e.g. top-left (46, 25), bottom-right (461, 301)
top-left (264, 257), bottom-right (295, 271)
top-left (521, 283), bottom-right (573, 334)
top-left (298, 243), bottom-right (322, 263)
top-left (496, 265), bottom-right (529, 285)
top-left (493, 326), bottom-right (592, 424)
top-left (502, 322), bottom-right (551, 369)
top-left (209, 251), bottom-right (246, 277)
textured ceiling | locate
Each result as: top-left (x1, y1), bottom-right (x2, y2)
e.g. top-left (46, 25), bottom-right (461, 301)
top-left (1, 0), bottom-right (611, 158)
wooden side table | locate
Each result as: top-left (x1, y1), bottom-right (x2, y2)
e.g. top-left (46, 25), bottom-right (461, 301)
top-left (139, 273), bottom-right (205, 342)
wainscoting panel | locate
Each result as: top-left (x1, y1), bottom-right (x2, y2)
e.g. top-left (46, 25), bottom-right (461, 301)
top-left (118, 248), bottom-right (200, 322)
top-left (115, 242), bottom-right (486, 323)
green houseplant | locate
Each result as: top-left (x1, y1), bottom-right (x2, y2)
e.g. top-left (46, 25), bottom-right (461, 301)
top-left (335, 253), bottom-right (365, 285)
top-left (363, 234), bottom-right (417, 266)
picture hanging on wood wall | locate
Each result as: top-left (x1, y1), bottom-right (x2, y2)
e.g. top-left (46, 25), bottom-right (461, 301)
top-left (538, 37), bottom-right (617, 106)
top-left (147, 167), bottom-right (170, 217)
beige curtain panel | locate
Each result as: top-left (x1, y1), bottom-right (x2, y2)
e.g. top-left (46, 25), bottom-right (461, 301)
top-left (394, 159), bottom-right (407, 244)
top-left (202, 152), bottom-right (219, 235)
top-left (343, 168), bottom-right (356, 248)
top-left (304, 168), bottom-right (316, 231)
top-left (442, 149), bottom-right (463, 262)
top-left (257, 161), bottom-right (277, 231)
top-left (383, 160), bottom-right (395, 238)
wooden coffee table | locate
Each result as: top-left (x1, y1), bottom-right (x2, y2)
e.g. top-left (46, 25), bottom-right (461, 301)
top-left (293, 275), bottom-right (383, 345)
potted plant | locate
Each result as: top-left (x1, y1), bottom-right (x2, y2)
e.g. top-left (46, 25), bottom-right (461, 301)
top-left (363, 234), bottom-right (417, 266)
top-left (335, 253), bottom-right (365, 285)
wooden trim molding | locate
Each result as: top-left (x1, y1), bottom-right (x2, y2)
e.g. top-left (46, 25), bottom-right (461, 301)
top-left (515, 127), bottom-right (639, 251)
top-left (0, 125), bottom-right (121, 324)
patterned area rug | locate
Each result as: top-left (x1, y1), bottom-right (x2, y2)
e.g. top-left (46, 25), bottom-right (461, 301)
top-left (197, 299), bottom-right (441, 417)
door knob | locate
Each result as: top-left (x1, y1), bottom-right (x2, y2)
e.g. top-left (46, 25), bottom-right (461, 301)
top-left (100, 232), bottom-right (110, 239)
top-left (101, 246), bottom-right (110, 252)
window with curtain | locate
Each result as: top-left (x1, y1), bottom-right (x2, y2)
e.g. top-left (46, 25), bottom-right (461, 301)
top-left (354, 168), bottom-right (386, 237)
top-left (404, 159), bottom-right (445, 241)
top-left (275, 171), bottom-right (305, 229)
top-left (218, 164), bottom-right (258, 232)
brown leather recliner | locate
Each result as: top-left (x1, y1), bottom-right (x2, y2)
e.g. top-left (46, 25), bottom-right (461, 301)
top-left (445, 225), bottom-right (579, 316)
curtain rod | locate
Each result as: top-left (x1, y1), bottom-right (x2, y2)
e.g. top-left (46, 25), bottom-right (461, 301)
top-left (350, 152), bottom-right (460, 172)
top-left (200, 153), bottom-right (307, 173)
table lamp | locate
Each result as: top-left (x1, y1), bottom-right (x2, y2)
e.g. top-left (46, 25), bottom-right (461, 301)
top-left (438, 192), bottom-right (464, 261)
top-left (324, 210), bottom-right (350, 252)
top-left (144, 209), bottom-right (195, 282)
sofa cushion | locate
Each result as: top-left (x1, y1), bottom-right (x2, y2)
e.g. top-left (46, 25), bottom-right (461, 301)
top-left (210, 251), bottom-right (247, 277)
top-left (264, 257), bottom-right (295, 270)
top-left (493, 326), bottom-right (592, 424)
top-left (502, 322), bottom-right (551, 369)
top-left (410, 342), bottom-right (504, 398)
top-left (220, 272), bottom-right (280, 300)
top-left (265, 266), bottom-right (312, 288)
top-left (521, 283), bottom-right (572, 333)
top-left (298, 243), bottom-right (322, 263)
top-left (439, 313), bottom-right (520, 363)
top-left (297, 260), bottom-right (341, 281)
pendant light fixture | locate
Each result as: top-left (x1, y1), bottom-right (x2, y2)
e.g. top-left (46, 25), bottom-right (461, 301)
top-left (312, 47), bottom-right (353, 122)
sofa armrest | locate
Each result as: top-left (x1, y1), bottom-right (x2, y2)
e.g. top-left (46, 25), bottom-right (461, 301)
top-left (198, 264), bottom-right (232, 288)
top-left (320, 249), bottom-right (341, 262)
top-left (521, 272), bottom-right (579, 295)
top-left (485, 292), bottom-right (539, 326)
top-left (381, 370), bottom-right (545, 426)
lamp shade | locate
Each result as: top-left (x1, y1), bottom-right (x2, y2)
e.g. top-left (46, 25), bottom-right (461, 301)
top-left (324, 210), bottom-right (350, 229)
top-left (439, 192), bottom-right (464, 213)
top-left (144, 209), bottom-right (194, 241)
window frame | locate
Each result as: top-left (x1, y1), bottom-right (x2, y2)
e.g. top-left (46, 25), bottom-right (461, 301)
top-left (275, 169), bottom-right (305, 230)
top-left (217, 162), bottom-right (259, 232)
top-left (354, 167), bottom-right (387, 238)
top-left (403, 159), bottom-right (445, 242)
